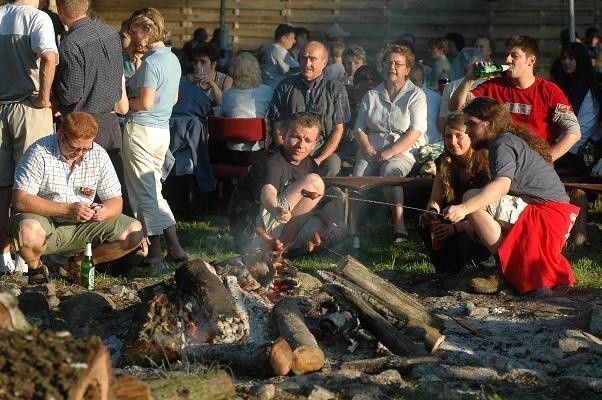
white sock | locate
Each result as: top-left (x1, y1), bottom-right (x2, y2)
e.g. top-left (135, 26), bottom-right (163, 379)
top-left (14, 254), bottom-right (28, 274)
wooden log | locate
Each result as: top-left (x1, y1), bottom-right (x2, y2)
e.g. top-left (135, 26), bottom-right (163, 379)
top-left (120, 282), bottom-right (183, 367)
top-left (339, 355), bottom-right (439, 374)
top-left (0, 329), bottom-right (110, 400)
top-left (185, 339), bottom-right (292, 377)
top-left (270, 337), bottom-right (293, 376)
top-left (319, 270), bottom-right (445, 353)
top-left (272, 296), bottom-right (325, 375)
top-left (111, 375), bottom-right (152, 400)
top-left (335, 256), bottom-right (444, 329)
top-left (175, 260), bottom-right (246, 343)
top-left (148, 370), bottom-right (235, 400)
top-left (323, 283), bottom-right (427, 357)
top-left (0, 291), bottom-right (32, 331)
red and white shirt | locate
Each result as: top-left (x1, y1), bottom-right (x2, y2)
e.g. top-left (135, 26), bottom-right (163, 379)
top-left (470, 77), bottom-right (580, 145)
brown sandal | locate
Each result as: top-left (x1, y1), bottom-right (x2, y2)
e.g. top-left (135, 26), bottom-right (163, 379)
top-left (57, 256), bottom-right (81, 284)
top-left (28, 263), bottom-right (49, 285)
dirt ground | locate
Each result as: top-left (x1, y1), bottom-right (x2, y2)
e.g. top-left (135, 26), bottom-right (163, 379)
top-left (1, 266), bottom-right (601, 400)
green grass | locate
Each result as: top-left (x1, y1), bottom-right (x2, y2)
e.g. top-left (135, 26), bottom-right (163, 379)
top-left (171, 204), bottom-right (602, 291)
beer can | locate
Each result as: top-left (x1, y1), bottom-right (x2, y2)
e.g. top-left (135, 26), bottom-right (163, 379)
top-left (430, 220), bottom-right (444, 251)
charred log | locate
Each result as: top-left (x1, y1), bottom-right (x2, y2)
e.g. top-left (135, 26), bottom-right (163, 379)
top-left (121, 282), bottom-right (183, 367)
top-left (339, 355), bottom-right (439, 374)
top-left (175, 260), bottom-right (246, 343)
top-left (184, 339), bottom-right (292, 377)
top-left (335, 256), bottom-right (443, 329)
top-left (319, 270), bottom-right (445, 353)
top-left (322, 283), bottom-right (427, 356)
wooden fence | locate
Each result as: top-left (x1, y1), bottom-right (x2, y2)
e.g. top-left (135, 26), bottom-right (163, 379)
top-left (86, 0), bottom-right (601, 73)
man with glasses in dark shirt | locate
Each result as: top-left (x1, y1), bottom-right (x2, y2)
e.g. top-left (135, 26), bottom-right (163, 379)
top-left (8, 112), bottom-right (143, 285)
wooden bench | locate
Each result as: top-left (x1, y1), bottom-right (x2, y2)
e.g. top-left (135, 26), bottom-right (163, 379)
top-left (323, 176), bottom-right (602, 246)
top-left (563, 182), bottom-right (602, 245)
top-left (323, 176), bottom-right (434, 227)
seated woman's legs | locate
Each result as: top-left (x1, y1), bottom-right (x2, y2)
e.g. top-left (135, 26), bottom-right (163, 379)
top-left (381, 153), bottom-right (416, 242)
top-left (348, 157), bottom-right (377, 247)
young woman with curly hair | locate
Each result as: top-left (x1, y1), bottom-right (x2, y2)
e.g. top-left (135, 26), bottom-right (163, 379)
top-left (418, 112), bottom-right (491, 273)
top-left (444, 97), bottom-right (578, 295)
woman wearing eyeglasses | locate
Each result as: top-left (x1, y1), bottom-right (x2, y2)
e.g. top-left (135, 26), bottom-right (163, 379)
top-left (122, 8), bottom-right (188, 265)
top-left (350, 45), bottom-right (428, 246)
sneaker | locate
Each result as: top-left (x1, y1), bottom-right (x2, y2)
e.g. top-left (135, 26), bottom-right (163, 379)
top-left (470, 270), bottom-right (505, 294)
top-left (393, 232), bottom-right (408, 243)
top-left (351, 235), bottom-right (361, 249)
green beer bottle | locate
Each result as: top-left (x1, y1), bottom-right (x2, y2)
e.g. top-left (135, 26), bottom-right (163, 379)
top-left (473, 64), bottom-right (510, 79)
top-left (80, 242), bottom-right (95, 290)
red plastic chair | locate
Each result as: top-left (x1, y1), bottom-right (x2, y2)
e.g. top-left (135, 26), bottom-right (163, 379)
top-left (206, 116), bottom-right (269, 199)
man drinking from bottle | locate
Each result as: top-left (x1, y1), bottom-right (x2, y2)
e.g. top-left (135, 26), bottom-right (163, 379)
top-left (449, 35), bottom-right (580, 161)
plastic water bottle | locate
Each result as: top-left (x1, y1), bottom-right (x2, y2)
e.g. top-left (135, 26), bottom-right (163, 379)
top-left (80, 242), bottom-right (95, 290)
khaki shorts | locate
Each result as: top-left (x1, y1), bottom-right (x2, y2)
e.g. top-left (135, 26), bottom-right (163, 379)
top-left (8, 213), bottom-right (136, 255)
top-left (0, 100), bottom-right (53, 186)
top-left (486, 195), bottom-right (528, 233)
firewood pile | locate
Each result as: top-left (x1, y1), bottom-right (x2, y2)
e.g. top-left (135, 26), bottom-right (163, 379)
top-left (117, 248), bottom-right (445, 378)
top-left (0, 233), bottom-right (446, 398)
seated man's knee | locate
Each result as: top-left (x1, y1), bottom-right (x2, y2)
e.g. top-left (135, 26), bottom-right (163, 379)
top-left (121, 220), bottom-right (144, 248)
top-left (16, 219), bottom-right (46, 246)
top-left (305, 173), bottom-right (325, 194)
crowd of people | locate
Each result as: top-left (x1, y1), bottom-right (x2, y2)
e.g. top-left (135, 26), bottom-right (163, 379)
top-left (1, 0), bottom-right (600, 296)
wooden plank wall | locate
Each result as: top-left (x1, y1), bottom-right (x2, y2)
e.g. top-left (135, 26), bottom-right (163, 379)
top-left (89, 0), bottom-right (601, 74)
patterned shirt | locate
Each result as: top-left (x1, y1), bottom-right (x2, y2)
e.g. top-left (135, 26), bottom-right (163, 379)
top-left (14, 135), bottom-right (121, 222)
top-left (54, 17), bottom-right (122, 115)
top-left (267, 74), bottom-right (350, 151)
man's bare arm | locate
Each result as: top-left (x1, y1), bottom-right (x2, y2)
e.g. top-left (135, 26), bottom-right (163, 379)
top-left (551, 109), bottom-right (581, 161)
top-left (13, 189), bottom-right (79, 220)
top-left (31, 51), bottom-right (57, 108)
top-left (448, 78), bottom-right (474, 111)
top-left (551, 133), bottom-right (580, 162)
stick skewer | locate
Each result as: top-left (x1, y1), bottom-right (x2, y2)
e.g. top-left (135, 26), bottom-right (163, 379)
top-left (301, 189), bottom-right (440, 215)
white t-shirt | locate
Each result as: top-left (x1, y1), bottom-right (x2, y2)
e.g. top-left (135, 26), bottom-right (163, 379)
top-left (221, 84), bottom-right (274, 151)
top-left (261, 42), bottom-right (299, 88)
top-left (0, 4), bottom-right (58, 103)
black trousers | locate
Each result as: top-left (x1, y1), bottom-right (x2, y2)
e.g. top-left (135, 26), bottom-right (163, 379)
top-left (416, 220), bottom-right (495, 274)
